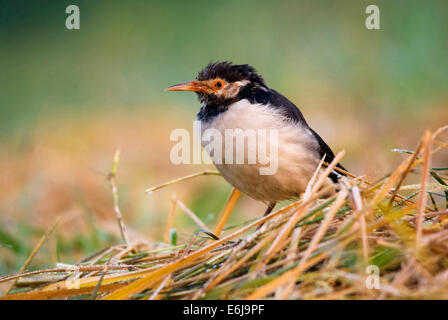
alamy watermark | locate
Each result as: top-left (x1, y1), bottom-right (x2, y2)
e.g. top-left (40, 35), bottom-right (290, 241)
top-left (170, 121), bottom-right (279, 175)
top-left (57, 263), bottom-right (81, 289)
top-left (65, 5), bottom-right (80, 30)
top-left (365, 5), bottom-right (380, 30)
top-left (365, 265), bottom-right (381, 289)
top-left (64, 5), bottom-right (379, 31)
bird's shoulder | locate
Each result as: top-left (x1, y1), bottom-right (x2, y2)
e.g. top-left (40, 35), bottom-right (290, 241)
top-left (240, 86), bottom-right (308, 126)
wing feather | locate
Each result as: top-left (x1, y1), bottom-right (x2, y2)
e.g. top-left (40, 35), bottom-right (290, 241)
top-left (244, 87), bottom-right (347, 182)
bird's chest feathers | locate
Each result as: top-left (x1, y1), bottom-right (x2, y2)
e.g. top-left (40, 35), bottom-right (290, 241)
top-left (200, 99), bottom-right (316, 152)
top-left (201, 99), bottom-right (283, 132)
top-left (198, 99), bottom-right (320, 201)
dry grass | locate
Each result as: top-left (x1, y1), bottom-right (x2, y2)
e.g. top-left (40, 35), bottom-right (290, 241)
top-left (1, 126), bottom-right (448, 300)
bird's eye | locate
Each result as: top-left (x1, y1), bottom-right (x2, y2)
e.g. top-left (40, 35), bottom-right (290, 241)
top-left (211, 79), bottom-right (226, 90)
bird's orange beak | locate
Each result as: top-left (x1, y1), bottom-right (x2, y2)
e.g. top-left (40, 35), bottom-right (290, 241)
top-left (166, 80), bottom-right (211, 94)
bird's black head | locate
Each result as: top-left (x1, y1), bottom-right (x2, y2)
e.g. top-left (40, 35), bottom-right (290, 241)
top-left (166, 61), bottom-right (267, 107)
top-left (196, 61), bottom-right (265, 86)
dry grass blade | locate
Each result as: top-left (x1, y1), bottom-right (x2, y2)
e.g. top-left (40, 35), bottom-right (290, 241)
top-left (279, 188), bottom-right (348, 298)
top-left (149, 275), bottom-right (171, 300)
top-left (176, 200), bottom-right (212, 233)
top-left (386, 142), bottom-right (422, 210)
top-left (90, 255), bottom-right (113, 300)
top-left (4, 216), bottom-right (61, 295)
top-left (108, 149), bottom-right (130, 244)
top-left (416, 130), bottom-right (432, 248)
top-left (245, 252), bottom-right (329, 300)
top-left (352, 185), bottom-right (369, 263)
top-left (145, 170), bottom-right (221, 194)
top-left (214, 188), bottom-right (241, 237)
top-left (201, 232), bottom-right (276, 296)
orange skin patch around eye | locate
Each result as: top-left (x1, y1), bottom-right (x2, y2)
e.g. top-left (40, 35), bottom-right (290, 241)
top-left (210, 79), bottom-right (227, 92)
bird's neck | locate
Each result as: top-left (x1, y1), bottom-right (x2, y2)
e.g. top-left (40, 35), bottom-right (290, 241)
top-left (196, 103), bottom-right (229, 122)
top-left (196, 84), bottom-right (268, 123)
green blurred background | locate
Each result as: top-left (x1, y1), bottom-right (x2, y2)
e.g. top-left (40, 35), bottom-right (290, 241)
top-left (2, 0), bottom-right (448, 133)
top-left (1, 0), bottom-right (448, 281)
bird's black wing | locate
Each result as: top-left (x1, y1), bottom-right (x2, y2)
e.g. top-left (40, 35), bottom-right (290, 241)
top-left (308, 127), bottom-right (347, 182)
top-left (246, 87), bottom-right (347, 182)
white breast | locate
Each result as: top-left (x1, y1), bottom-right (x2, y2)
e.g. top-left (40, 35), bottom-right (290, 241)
top-left (200, 99), bottom-right (331, 202)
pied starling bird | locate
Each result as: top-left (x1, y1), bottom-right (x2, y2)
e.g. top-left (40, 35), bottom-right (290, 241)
top-left (167, 61), bottom-right (346, 216)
